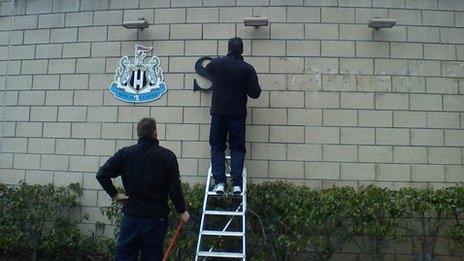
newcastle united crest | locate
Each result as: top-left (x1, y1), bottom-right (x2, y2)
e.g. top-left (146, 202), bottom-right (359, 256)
top-left (109, 45), bottom-right (167, 103)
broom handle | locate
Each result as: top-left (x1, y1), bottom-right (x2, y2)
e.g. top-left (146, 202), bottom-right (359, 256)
top-left (162, 219), bottom-right (186, 261)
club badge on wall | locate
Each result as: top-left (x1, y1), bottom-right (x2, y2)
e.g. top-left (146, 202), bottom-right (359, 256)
top-left (109, 45), bottom-right (167, 103)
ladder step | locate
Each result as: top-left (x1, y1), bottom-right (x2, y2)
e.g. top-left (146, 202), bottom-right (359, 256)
top-left (197, 251), bottom-right (244, 258)
top-left (204, 210), bottom-right (243, 216)
top-left (207, 191), bottom-right (244, 197)
top-left (201, 230), bottom-right (244, 237)
top-left (209, 173), bottom-right (231, 178)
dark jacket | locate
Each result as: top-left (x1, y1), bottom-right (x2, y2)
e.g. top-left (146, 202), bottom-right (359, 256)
top-left (96, 137), bottom-right (186, 218)
top-left (207, 53), bottom-right (261, 117)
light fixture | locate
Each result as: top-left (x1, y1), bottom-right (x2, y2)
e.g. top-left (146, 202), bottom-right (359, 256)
top-left (122, 17), bottom-right (149, 29)
top-left (244, 17), bottom-right (268, 28)
top-left (368, 18), bottom-right (396, 29)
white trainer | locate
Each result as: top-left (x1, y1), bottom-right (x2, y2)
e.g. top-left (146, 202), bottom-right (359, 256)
top-left (212, 183), bottom-right (225, 194)
top-left (233, 186), bottom-right (242, 195)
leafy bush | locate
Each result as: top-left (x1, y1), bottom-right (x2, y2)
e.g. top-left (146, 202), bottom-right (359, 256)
top-left (247, 183), bottom-right (357, 260)
top-left (0, 182), bottom-right (82, 259)
top-left (247, 181), bottom-right (301, 260)
top-left (444, 186), bottom-right (464, 255)
top-left (99, 182), bottom-right (464, 261)
top-left (398, 187), bottom-right (450, 260)
top-left (1, 181), bottom-right (463, 261)
top-left (0, 182), bottom-right (112, 260)
top-left (351, 186), bottom-right (406, 260)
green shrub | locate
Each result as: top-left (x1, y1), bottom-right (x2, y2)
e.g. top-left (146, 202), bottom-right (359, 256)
top-left (398, 187), bottom-right (450, 260)
top-left (0, 182), bottom-right (83, 260)
top-left (444, 186), bottom-right (464, 255)
top-left (1, 181), bottom-right (463, 261)
top-left (247, 183), bottom-right (357, 260)
top-left (0, 182), bottom-right (112, 260)
top-left (0, 183), bottom-right (15, 254)
top-left (351, 186), bottom-right (406, 260)
top-left (247, 181), bottom-right (302, 260)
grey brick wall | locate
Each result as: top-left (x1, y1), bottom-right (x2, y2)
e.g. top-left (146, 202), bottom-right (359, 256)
top-left (0, 0), bottom-right (463, 222)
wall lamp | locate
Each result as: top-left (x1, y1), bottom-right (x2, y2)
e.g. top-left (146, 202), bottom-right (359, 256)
top-left (122, 17), bottom-right (149, 29)
top-left (244, 17), bottom-right (268, 28)
top-left (368, 18), bottom-right (396, 29)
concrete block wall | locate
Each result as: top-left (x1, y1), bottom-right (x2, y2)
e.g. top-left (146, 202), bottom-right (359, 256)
top-left (0, 0), bottom-right (463, 223)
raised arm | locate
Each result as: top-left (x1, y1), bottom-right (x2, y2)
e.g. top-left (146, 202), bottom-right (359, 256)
top-left (246, 66), bottom-right (261, 99)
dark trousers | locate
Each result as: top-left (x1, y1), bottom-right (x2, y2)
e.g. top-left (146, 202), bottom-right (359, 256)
top-left (115, 214), bottom-right (168, 261)
top-left (209, 114), bottom-right (246, 187)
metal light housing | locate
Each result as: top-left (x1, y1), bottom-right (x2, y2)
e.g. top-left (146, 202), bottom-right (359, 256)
top-left (244, 17), bottom-right (268, 27)
top-left (368, 18), bottom-right (396, 29)
top-left (122, 17), bottom-right (149, 29)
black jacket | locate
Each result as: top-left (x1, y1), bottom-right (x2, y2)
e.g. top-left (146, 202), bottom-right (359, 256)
top-left (207, 54), bottom-right (261, 117)
top-left (96, 137), bottom-right (186, 218)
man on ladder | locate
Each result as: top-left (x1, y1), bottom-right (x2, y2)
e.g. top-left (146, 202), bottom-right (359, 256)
top-left (195, 37), bottom-right (261, 261)
top-left (206, 37), bottom-right (261, 195)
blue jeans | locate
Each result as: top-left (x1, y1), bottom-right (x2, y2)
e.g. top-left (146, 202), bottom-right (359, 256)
top-left (209, 114), bottom-right (246, 187)
top-left (115, 214), bottom-right (168, 261)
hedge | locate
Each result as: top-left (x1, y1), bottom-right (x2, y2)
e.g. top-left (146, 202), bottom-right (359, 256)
top-left (0, 182), bottom-right (463, 260)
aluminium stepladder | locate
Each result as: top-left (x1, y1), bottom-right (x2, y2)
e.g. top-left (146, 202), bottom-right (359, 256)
top-left (195, 156), bottom-right (247, 260)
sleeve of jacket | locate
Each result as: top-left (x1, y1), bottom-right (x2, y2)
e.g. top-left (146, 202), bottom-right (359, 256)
top-left (167, 152), bottom-right (187, 213)
top-left (246, 66), bottom-right (261, 99)
top-left (96, 148), bottom-right (125, 198)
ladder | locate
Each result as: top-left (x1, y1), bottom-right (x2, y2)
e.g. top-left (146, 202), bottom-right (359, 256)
top-left (195, 156), bottom-right (247, 260)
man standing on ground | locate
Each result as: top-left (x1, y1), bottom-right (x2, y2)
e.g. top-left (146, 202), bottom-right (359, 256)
top-left (96, 117), bottom-right (189, 260)
top-left (206, 37), bottom-right (261, 195)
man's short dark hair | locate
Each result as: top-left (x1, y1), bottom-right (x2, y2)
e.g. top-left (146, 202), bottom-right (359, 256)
top-left (137, 117), bottom-right (156, 138)
top-left (228, 37), bottom-right (243, 55)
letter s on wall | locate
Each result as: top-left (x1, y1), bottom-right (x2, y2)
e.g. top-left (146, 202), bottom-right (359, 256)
top-left (193, 56), bottom-right (213, 92)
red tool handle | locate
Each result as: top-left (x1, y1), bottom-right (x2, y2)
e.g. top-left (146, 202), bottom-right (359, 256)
top-left (162, 219), bottom-right (186, 261)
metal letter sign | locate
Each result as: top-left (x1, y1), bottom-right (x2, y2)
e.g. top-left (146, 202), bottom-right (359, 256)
top-left (109, 45), bottom-right (167, 103)
top-left (193, 56), bottom-right (214, 92)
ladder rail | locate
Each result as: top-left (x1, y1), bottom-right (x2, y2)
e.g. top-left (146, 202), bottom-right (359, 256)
top-left (194, 165), bottom-right (212, 261)
top-left (242, 167), bottom-right (247, 261)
